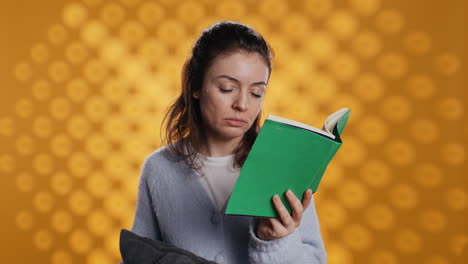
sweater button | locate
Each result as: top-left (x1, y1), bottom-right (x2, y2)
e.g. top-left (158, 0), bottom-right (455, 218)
top-left (214, 253), bottom-right (224, 263)
top-left (210, 213), bottom-right (220, 224)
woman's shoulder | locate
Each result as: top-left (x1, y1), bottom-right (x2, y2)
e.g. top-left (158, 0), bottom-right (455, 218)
top-left (142, 144), bottom-right (188, 173)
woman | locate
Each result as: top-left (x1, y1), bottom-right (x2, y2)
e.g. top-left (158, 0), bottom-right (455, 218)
top-left (130, 21), bottom-right (327, 263)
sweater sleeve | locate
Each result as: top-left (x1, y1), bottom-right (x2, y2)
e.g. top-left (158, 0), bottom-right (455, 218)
top-left (248, 196), bottom-right (327, 264)
top-left (129, 157), bottom-right (162, 241)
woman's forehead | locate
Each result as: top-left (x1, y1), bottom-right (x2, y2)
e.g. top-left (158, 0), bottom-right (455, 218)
top-left (207, 51), bottom-right (269, 83)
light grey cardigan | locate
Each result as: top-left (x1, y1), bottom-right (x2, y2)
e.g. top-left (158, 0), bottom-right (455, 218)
top-left (129, 146), bottom-right (327, 264)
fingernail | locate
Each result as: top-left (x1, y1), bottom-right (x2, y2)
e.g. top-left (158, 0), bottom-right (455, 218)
top-left (286, 190), bottom-right (292, 196)
top-left (273, 195), bottom-right (279, 201)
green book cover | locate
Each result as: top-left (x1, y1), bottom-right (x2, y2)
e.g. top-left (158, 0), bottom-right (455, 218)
top-left (225, 108), bottom-right (351, 217)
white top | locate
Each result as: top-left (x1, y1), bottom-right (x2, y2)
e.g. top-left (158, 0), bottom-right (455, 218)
top-left (195, 154), bottom-right (240, 211)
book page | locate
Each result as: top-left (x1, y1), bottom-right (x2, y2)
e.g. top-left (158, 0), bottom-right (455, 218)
top-left (322, 107), bottom-right (350, 135)
top-left (267, 115), bottom-right (335, 139)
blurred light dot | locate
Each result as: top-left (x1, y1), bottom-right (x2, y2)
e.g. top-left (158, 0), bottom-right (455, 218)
top-left (317, 199), bottom-right (346, 229)
top-left (102, 115), bottom-right (129, 140)
top-left (86, 171), bottom-right (112, 199)
top-left (406, 74), bottom-right (436, 99)
top-left (378, 52), bottom-right (408, 79)
top-left (13, 62), bottom-right (32, 82)
top-left (352, 72), bottom-right (385, 101)
top-left (365, 203), bottom-right (395, 231)
top-left (16, 171), bottom-right (34, 192)
top-left (259, 0), bottom-right (289, 21)
top-left (385, 139), bottom-right (415, 166)
top-left (50, 133), bottom-right (73, 158)
top-left (83, 0), bottom-right (103, 7)
top-left (33, 116), bottom-right (53, 138)
top-left (84, 95), bottom-right (111, 122)
top-left (404, 31), bottom-right (431, 54)
top-left (120, 20), bottom-right (146, 47)
top-left (350, 0), bottom-right (381, 16)
top-left (33, 229), bottom-right (53, 251)
top-left (87, 210), bottom-right (113, 236)
top-left (390, 184), bottom-right (419, 209)
top-left (157, 20), bottom-right (186, 45)
top-left (394, 229), bottom-right (422, 253)
top-left (280, 13), bottom-right (311, 42)
top-left (69, 189), bottom-right (93, 216)
top-left (104, 230), bottom-right (121, 259)
top-left (370, 250), bottom-right (397, 264)
top-left (419, 208), bottom-right (446, 233)
top-left (84, 59), bottom-right (109, 84)
top-left (376, 9), bottom-right (404, 34)
top-left (69, 229), bottom-right (93, 254)
top-left (68, 152), bottom-right (92, 178)
top-left (307, 73), bottom-right (337, 102)
top-left (410, 119), bottom-right (439, 144)
top-left (66, 114), bottom-right (91, 139)
top-left (16, 210), bottom-right (35, 230)
top-left (425, 256), bottom-right (449, 264)
top-left (342, 224), bottom-right (372, 251)
top-left (63, 2), bottom-right (88, 28)
top-left (48, 60), bottom-right (70, 83)
top-left (0, 117), bottom-right (15, 136)
top-left (15, 98), bottom-right (34, 118)
top-left (51, 209), bottom-right (73, 233)
top-left (326, 10), bottom-right (359, 40)
top-left (49, 97), bottom-right (72, 120)
top-left (328, 52), bottom-right (360, 82)
top-left (104, 191), bottom-right (131, 217)
top-left (33, 153), bottom-right (55, 175)
top-left (413, 163), bottom-right (442, 188)
top-left (66, 42), bottom-right (89, 65)
top-left (0, 154), bottom-right (15, 173)
top-left (47, 24), bottom-right (68, 45)
top-left (120, 0), bottom-right (141, 7)
top-left (81, 20), bottom-right (109, 47)
top-left (326, 242), bottom-right (353, 264)
top-left (86, 248), bottom-right (113, 264)
top-left (352, 30), bottom-right (381, 58)
top-left (99, 38), bottom-right (127, 64)
top-left (85, 133), bottom-right (111, 159)
top-left (30, 43), bottom-right (50, 64)
top-left (450, 235), bottom-right (468, 255)
top-left (338, 179), bottom-right (369, 209)
top-left (305, 31), bottom-right (337, 62)
top-left (100, 3), bottom-right (125, 27)
top-left (33, 191), bottom-right (55, 213)
top-left (303, 0), bottom-right (332, 19)
top-left (50, 171), bottom-right (73, 196)
top-left (445, 187), bottom-right (467, 211)
top-left (438, 97), bottom-right (463, 120)
top-left (357, 116), bottom-right (388, 144)
top-left (32, 80), bottom-right (52, 101)
top-left (51, 250), bottom-right (73, 264)
top-left (434, 53), bottom-right (461, 75)
top-left (66, 78), bottom-right (90, 102)
top-left (360, 159), bottom-right (391, 187)
top-left (137, 2), bottom-right (164, 27)
top-left (176, 1), bottom-right (205, 24)
top-left (337, 136), bottom-right (366, 166)
top-left (380, 96), bottom-right (412, 122)
top-left (441, 143), bottom-right (465, 165)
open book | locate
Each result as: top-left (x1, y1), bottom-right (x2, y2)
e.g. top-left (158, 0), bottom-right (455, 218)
top-left (225, 107), bottom-right (351, 217)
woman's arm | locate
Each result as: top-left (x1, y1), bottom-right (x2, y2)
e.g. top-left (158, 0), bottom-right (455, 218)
top-left (130, 158), bottom-right (162, 241)
top-left (248, 194), bottom-right (327, 264)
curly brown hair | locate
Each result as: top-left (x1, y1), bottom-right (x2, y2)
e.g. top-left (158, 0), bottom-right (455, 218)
top-left (162, 21), bottom-right (274, 170)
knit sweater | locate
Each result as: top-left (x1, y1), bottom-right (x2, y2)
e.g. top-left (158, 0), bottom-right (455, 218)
top-left (129, 146), bottom-right (327, 264)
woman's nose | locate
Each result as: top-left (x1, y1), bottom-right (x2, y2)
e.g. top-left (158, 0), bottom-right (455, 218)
top-left (233, 92), bottom-right (248, 111)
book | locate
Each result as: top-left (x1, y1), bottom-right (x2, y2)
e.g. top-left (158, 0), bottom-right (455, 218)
top-left (225, 107), bottom-right (351, 217)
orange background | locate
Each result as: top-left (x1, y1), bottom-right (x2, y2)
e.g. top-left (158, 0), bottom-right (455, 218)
top-left (1, 0), bottom-right (466, 263)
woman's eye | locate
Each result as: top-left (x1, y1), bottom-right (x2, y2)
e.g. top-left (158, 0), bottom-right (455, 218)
top-left (219, 87), bottom-right (234, 93)
top-left (251, 93), bottom-right (262, 98)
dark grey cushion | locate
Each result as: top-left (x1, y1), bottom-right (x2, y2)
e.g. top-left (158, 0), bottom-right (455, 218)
top-left (119, 229), bottom-right (217, 264)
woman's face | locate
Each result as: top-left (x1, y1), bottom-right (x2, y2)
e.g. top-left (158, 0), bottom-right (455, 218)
top-left (195, 51), bottom-right (269, 142)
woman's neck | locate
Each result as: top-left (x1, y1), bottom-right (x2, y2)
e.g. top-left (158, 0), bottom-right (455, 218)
top-left (200, 135), bottom-right (242, 157)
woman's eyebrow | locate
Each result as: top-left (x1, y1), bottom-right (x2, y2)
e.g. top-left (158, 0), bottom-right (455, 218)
top-left (215, 74), bottom-right (267, 86)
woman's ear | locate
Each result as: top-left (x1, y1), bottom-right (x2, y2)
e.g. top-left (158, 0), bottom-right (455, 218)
top-left (193, 91), bottom-right (199, 99)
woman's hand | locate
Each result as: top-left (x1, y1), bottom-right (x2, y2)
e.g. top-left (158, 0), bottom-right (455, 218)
top-left (256, 189), bottom-right (313, 241)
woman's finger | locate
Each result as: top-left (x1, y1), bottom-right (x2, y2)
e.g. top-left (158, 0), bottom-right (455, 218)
top-left (285, 190), bottom-right (304, 224)
top-left (302, 189), bottom-right (313, 211)
top-left (272, 194), bottom-right (294, 227)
